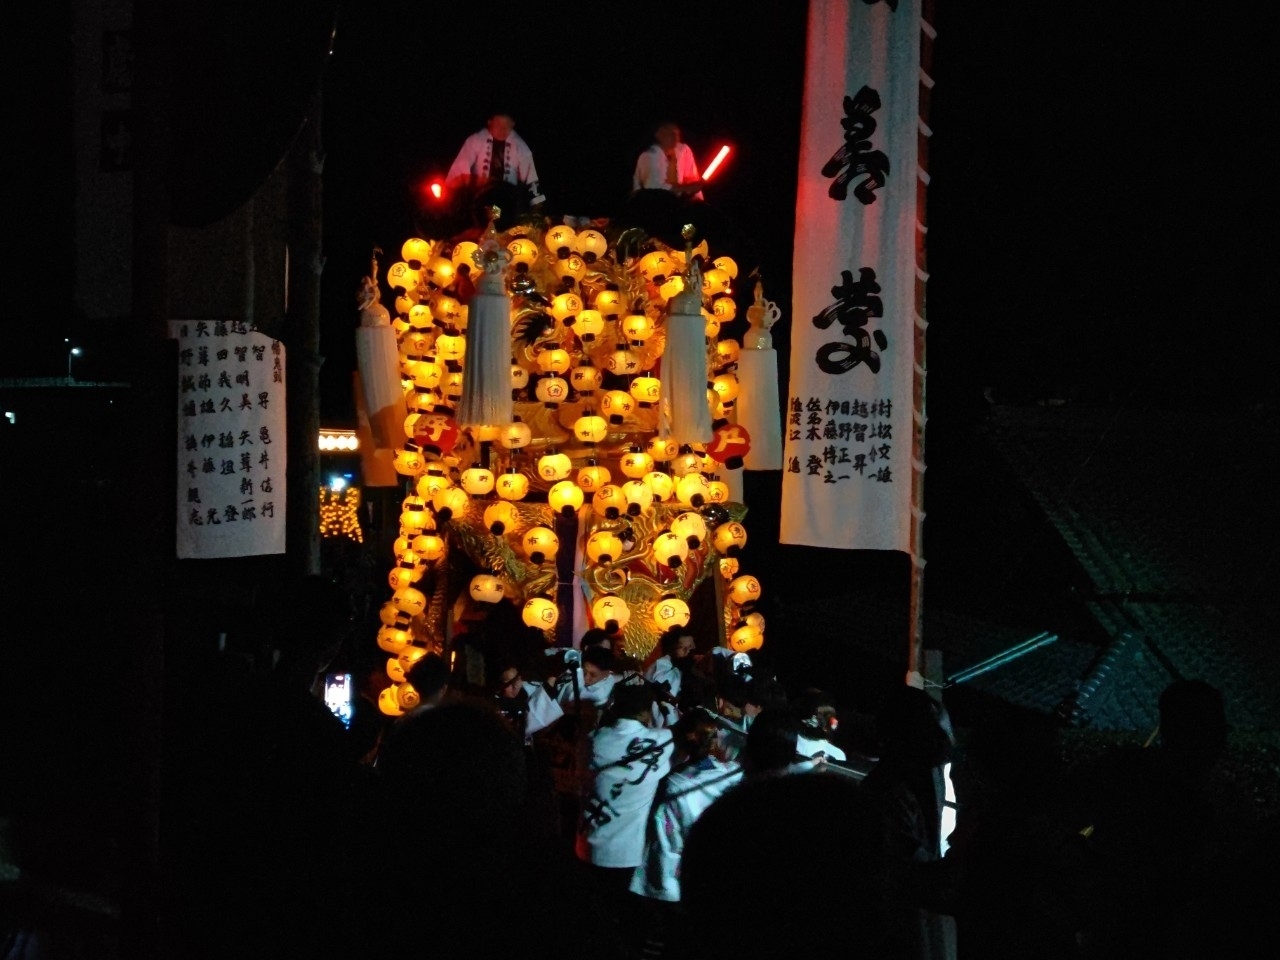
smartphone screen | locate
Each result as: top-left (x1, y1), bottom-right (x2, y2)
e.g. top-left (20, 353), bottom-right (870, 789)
top-left (323, 672), bottom-right (354, 729)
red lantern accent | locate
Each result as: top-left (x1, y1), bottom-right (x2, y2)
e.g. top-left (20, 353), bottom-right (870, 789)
top-left (707, 423), bottom-right (752, 465)
top-left (412, 414), bottom-right (461, 456)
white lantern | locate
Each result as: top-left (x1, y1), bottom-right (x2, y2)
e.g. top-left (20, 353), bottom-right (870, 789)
top-left (577, 463), bottom-right (611, 493)
top-left (460, 465), bottom-right (495, 496)
top-left (675, 472), bottom-right (710, 508)
top-left (521, 526), bottom-right (559, 564)
top-left (469, 574), bottom-right (505, 604)
top-left (620, 447), bottom-right (654, 479)
top-left (729, 574), bottom-right (762, 606)
top-left (536, 451), bottom-right (573, 482)
top-left (499, 420), bottom-right (532, 449)
top-left (535, 376), bottom-right (570, 405)
top-left (713, 521), bottom-right (748, 556)
top-left (496, 469), bottom-right (530, 501)
top-left (523, 597), bottom-right (560, 629)
top-left (592, 594), bottom-right (630, 633)
top-left (392, 585), bottom-right (428, 617)
top-left (653, 531), bottom-right (690, 568)
top-left (643, 470), bottom-right (675, 501)
top-left (653, 596), bottom-right (691, 631)
top-left (622, 479), bottom-right (654, 517)
top-left (586, 530), bottom-right (623, 564)
top-left (670, 511), bottom-right (707, 549)
top-left (484, 501), bottom-right (519, 536)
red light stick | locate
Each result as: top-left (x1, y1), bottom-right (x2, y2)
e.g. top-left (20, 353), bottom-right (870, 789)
top-left (701, 145), bottom-right (731, 181)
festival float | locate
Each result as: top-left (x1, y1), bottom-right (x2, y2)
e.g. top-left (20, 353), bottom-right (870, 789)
top-left (355, 212), bottom-right (782, 716)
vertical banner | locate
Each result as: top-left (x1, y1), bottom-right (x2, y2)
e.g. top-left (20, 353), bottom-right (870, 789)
top-left (172, 320), bottom-right (287, 558)
top-left (781, 0), bottom-right (924, 552)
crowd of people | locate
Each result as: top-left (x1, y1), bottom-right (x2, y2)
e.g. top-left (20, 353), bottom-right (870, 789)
top-left (5, 574), bottom-right (1272, 959)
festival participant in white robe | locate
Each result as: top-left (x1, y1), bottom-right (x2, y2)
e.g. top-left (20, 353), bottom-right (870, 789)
top-left (493, 663), bottom-right (563, 742)
top-left (794, 688), bottom-right (847, 764)
top-left (646, 629), bottom-right (696, 728)
top-left (446, 111), bottom-right (544, 206)
top-left (711, 673), bottom-right (750, 763)
top-left (551, 645), bottom-right (619, 711)
top-left (632, 122), bottom-right (703, 200)
top-left (631, 713), bottom-right (743, 904)
top-left (577, 684), bottom-right (676, 879)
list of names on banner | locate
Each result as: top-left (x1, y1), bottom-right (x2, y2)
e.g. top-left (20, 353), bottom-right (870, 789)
top-left (172, 320), bottom-right (287, 559)
top-left (785, 395), bottom-right (895, 485)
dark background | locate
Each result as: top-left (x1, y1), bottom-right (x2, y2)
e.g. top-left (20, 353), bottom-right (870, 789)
top-left (3, 0), bottom-right (1274, 841)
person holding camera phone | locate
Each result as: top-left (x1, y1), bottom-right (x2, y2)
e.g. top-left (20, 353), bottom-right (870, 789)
top-left (494, 661), bottom-right (563, 742)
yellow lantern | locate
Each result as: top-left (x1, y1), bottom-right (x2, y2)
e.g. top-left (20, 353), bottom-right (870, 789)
top-left (719, 556), bottom-right (740, 580)
top-left (460, 465), bottom-right (495, 496)
top-left (592, 484), bottom-right (628, 520)
top-left (601, 390), bottom-right (635, 425)
top-left (392, 585), bottom-right (428, 617)
top-left (451, 240), bottom-right (480, 273)
top-left (594, 287), bottom-right (626, 319)
top-left (496, 469), bottom-right (530, 501)
top-left (570, 363), bottom-right (603, 393)
top-left (653, 531), bottom-right (690, 568)
top-left (522, 596), bottom-right (560, 629)
top-left (424, 256), bottom-right (456, 289)
top-left (702, 268), bottom-right (731, 298)
top-left (550, 292), bottom-right (583, 326)
top-left (412, 532), bottom-right (445, 561)
top-left (402, 237), bottom-right (433, 264)
top-left (671, 449), bottom-right (702, 477)
top-left (406, 389), bottom-right (438, 414)
top-left (416, 466), bottom-right (452, 501)
top-left (606, 348), bottom-right (641, 376)
top-left (712, 373), bottom-right (740, 405)
top-left (377, 622), bottom-right (414, 654)
top-left (705, 479), bottom-right (731, 503)
top-left (621, 313), bottom-right (655, 341)
top-left (586, 530), bottom-right (623, 564)
top-left (537, 451), bottom-right (573, 482)
top-left (387, 261), bottom-right (419, 293)
top-left (399, 495), bottom-right (431, 532)
top-left (388, 560), bottom-right (424, 592)
top-left (442, 371), bottom-right (465, 403)
top-left (643, 470), bottom-right (675, 501)
top-left (712, 297), bottom-right (737, 322)
top-left (521, 526), bottom-right (559, 564)
top-left (622, 479), bottom-right (654, 517)
top-left (715, 339), bottom-right (741, 368)
top-left (393, 446), bottom-right (427, 477)
top-left (499, 420), bottom-right (532, 449)
top-left (619, 447), bottom-right (654, 479)
top-left (469, 574), bottom-right (505, 604)
top-left (639, 250), bottom-right (673, 282)
top-left (545, 224), bottom-right (577, 259)
top-left (746, 611), bottom-right (766, 633)
top-left (380, 600), bottom-right (407, 627)
top-left (729, 574), bottom-right (762, 606)
top-left (537, 348), bottom-right (572, 375)
top-left (659, 276), bottom-right (686, 302)
top-left (548, 479), bottom-right (584, 517)
top-left (729, 623), bottom-right (764, 653)
top-left (592, 594), bottom-right (630, 633)
top-left (573, 415), bottom-right (609, 444)
top-left (647, 436), bottom-right (679, 462)
top-left (653, 595), bottom-right (691, 631)
top-left (407, 303), bottom-right (435, 333)
top-left (704, 313), bottom-right (721, 339)
top-left (577, 463), bottom-right (611, 493)
top-left (386, 657), bottom-right (407, 684)
top-left (629, 376), bottom-right (661, 405)
top-left (507, 237), bottom-right (539, 269)
top-left (676, 472), bottom-right (710, 508)
top-left (555, 253), bottom-right (587, 284)
top-left (470, 423), bottom-right (502, 443)
top-left (484, 501), bottom-right (519, 536)
top-left (575, 309), bottom-right (604, 341)
top-left (713, 255), bottom-right (739, 279)
top-left (432, 485), bottom-right (470, 521)
top-left (535, 376), bottom-right (570, 405)
top-left (574, 229), bottom-right (608, 262)
top-left (510, 363), bottom-right (531, 391)
top-left (713, 521), bottom-right (748, 555)
top-left (410, 359), bottom-right (443, 390)
top-left (396, 680), bottom-right (422, 711)
top-left (670, 511), bottom-right (707, 549)
top-left (378, 686), bottom-right (405, 717)
top-left (435, 332), bottom-right (466, 363)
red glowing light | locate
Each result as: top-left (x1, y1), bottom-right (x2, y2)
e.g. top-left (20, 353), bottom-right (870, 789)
top-left (429, 181), bottom-right (444, 200)
top-left (701, 145), bottom-right (731, 181)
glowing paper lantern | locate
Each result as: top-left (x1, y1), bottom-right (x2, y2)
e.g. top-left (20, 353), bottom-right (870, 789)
top-left (630, 376), bottom-right (661, 405)
top-left (729, 575), bottom-right (762, 606)
top-left (675, 472), bottom-right (710, 508)
top-left (620, 447), bottom-right (654, 479)
top-left (653, 596), bottom-right (691, 631)
top-left (653, 531), bottom-right (690, 568)
top-left (575, 310), bottom-right (604, 341)
top-left (392, 585), bottom-right (428, 617)
top-left (416, 466), bottom-right (452, 501)
top-left (510, 364), bottom-right (530, 390)
top-left (705, 479), bottom-right (731, 503)
top-left (592, 485), bottom-right (628, 520)
top-left (601, 390), bottom-right (635, 425)
top-left (460, 465), bottom-right (495, 496)
top-left (535, 376), bottom-right (569, 405)
top-left (548, 480), bottom-right (584, 517)
top-left (402, 238), bottom-right (433, 264)
top-left (575, 229), bottom-right (608, 262)
top-left (377, 623), bottom-right (414, 654)
top-left (537, 348), bottom-right (572, 375)
top-left (523, 596), bottom-right (560, 629)
top-left (521, 526), bottom-right (559, 564)
top-left (670, 511), bottom-right (707, 549)
top-left (713, 521), bottom-right (748, 556)
top-left (570, 363), bottom-right (603, 393)
top-left (647, 436), bottom-right (679, 463)
top-left (496, 469), bottom-right (530, 501)
top-left (484, 501), bottom-right (519, 536)
top-left (592, 594), bottom-right (630, 634)
top-left (378, 686), bottom-right (405, 716)
top-left (621, 314), bottom-right (655, 342)
top-left (536, 451), bottom-right (573, 482)
top-left (578, 463), bottom-right (611, 494)
top-left (729, 623), bottom-right (764, 653)
top-left (594, 287), bottom-right (625, 319)
top-left (574, 415), bottom-right (609, 444)
top-left (469, 574), bottom-right (505, 603)
top-left (545, 225), bottom-right (577, 259)
top-left (399, 496), bottom-right (431, 532)
top-left (431, 486), bottom-right (470, 521)
top-left (498, 420), bottom-right (532, 449)
top-left (393, 447), bottom-right (427, 477)
top-left (643, 470), bottom-right (675, 501)
top-left (622, 479), bottom-right (655, 517)
top-left (586, 530), bottom-right (623, 565)
top-left (550, 293), bottom-right (583, 325)
top-left (412, 532), bottom-right (445, 561)
top-left (507, 237), bottom-right (538, 268)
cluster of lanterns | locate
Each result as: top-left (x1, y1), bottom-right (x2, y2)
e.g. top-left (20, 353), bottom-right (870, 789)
top-left (373, 225), bottom-right (765, 714)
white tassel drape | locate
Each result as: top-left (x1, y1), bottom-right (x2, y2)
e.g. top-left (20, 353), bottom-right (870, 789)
top-left (662, 273), bottom-right (713, 446)
top-left (456, 259), bottom-right (513, 429)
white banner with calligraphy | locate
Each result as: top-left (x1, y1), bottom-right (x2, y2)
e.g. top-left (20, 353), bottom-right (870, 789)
top-left (171, 321), bottom-right (287, 558)
top-left (780, 0), bottom-right (923, 552)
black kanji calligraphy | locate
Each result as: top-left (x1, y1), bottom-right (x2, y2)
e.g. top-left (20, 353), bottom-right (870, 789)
top-left (813, 268), bottom-right (888, 375)
top-left (820, 86), bottom-right (890, 204)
